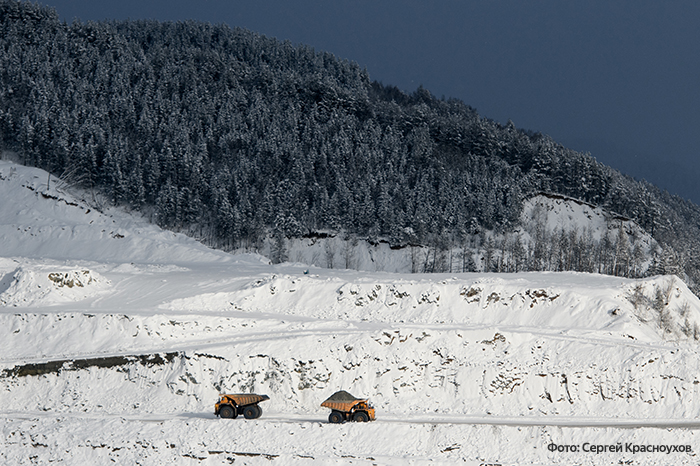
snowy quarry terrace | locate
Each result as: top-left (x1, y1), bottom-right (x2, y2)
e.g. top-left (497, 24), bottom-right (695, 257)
top-left (4, 159), bottom-right (700, 464)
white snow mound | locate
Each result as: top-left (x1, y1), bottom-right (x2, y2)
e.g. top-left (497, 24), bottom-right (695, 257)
top-left (0, 266), bottom-right (109, 307)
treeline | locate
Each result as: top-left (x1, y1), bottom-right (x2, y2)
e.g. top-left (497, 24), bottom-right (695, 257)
top-left (1, 0), bottom-right (699, 289)
top-left (463, 224), bottom-right (670, 278)
top-left (280, 209), bottom-right (679, 279)
top-left (358, 216), bottom-right (669, 278)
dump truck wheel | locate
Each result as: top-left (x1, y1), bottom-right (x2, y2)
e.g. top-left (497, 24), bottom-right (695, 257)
top-left (219, 405), bottom-right (235, 419)
top-left (253, 404), bottom-right (263, 419)
top-left (328, 411), bottom-right (344, 424)
top-left (353, 411), bottom-right (369, 422)
top-left (243, 405), bottom-right (258, 419)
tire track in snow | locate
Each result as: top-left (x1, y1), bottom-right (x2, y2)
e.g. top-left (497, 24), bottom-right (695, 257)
top-left (1, 317), bottom-right (690, 366)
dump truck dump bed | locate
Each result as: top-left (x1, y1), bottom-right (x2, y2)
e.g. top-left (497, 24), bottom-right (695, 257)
top-left (321, 390), bottom-right (369, 412)
top-left (219, 394), bottom-right (269, 406)
top-left (321, 399), bottom-right (366, 411)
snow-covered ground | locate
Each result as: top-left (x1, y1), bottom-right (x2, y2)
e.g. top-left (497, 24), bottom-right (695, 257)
top-left (2, 159), bottom-right (700, 465)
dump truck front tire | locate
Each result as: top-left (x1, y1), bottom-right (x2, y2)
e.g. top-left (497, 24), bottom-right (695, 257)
top-left (329, 411), bottom-right (344, 423)
top-left (353, 411), bottom-right (369, 422)
top-left (219, 405), bottom-right (236, 419)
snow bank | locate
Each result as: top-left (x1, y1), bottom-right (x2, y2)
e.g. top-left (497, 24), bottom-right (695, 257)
top-left (0, 266), bottom-right (109, 307)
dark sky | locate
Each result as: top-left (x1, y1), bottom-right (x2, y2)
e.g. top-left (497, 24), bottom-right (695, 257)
top-left (42, 0), bottom-right (700, 204)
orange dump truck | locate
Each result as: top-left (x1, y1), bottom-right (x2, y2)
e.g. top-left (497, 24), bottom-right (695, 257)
top-left (215, 393), bottom-right (269, 419)
top-left (321, 390), bottom-right (376, 423)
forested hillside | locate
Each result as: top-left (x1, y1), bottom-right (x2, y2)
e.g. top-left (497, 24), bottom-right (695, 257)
top-left (1, 0), bottom-right (699, 289)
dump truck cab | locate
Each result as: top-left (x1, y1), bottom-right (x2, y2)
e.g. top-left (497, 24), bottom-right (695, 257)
top-left (321, 390), bottom-right (375, 423)
top-left (215, 393), bottom-right (269, 419)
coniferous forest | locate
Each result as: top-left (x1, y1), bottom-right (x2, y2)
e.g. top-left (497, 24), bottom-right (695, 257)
top-left (2, 1), bottom-right (700, 290)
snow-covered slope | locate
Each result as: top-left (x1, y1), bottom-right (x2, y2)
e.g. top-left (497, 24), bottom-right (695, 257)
top-left (0, 161), bottom-right (239, 264)
top-left (521, 192), bottom-right (655, 244)
top-left (2, 159), bottom-right (700, 465)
